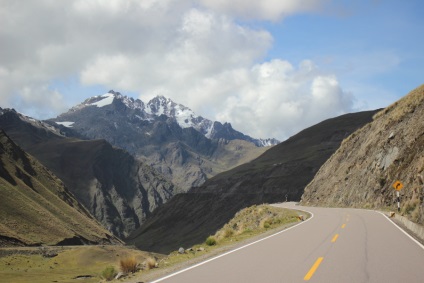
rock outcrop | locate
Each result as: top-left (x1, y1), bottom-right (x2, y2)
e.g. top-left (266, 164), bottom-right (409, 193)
top-left (301, 84), bottom-right (424, 225)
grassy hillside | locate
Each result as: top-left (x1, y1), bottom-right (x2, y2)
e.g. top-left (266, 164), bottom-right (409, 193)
top-left (0, 130), bottom-right (117, 246)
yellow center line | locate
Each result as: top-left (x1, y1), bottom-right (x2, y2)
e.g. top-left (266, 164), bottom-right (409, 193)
top-left (341, 224), bottom-right (346, 229)
top-left (304, 257), bottom-right (324, 281)
top-left (331, 234), bottom-right (339, 242)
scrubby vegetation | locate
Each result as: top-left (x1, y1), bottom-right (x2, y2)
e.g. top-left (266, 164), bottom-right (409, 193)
top-left (0, 245), bottom-right (160, 283)
top-left (144, 257), bottom-right (157, 270)
top-left (205, 236), bottom-right (217, 246)
top-left (154, 204), bottom-right (305, 276)
top-left (0, 205), bottom-right (306, 283)
top-left (119, 257), bottom-right (138, 273)
top-left (100, 266), bottom-right (116, 281)
top-left (213, 204), bottom-right (300, 242)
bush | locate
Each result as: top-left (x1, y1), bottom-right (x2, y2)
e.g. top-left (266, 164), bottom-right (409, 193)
top-left (205, 236), bottom-right (217, 246)
top-left (144, 257), bottom-right (157, 270)
top-left (120, 257), bottom-right (138, 273)
top-left (101, 266), bottom-right (117, 281)
top-left (223, 227), bottom-right (234, 238)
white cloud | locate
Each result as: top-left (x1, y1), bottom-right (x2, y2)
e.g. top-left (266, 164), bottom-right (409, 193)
top-left (0, 0), bottom-right (355, 140)
top-left (214, 60), bottom-right (354, 140)
top-left (80, 7), bottom-right (273, 108)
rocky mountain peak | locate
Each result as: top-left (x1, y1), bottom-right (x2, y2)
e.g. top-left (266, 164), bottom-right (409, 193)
top-left (55, 90), bottom-right (279, 146)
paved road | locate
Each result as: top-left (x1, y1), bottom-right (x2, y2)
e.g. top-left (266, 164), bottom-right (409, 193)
top-left (150, 203), bottom-right (424, 283)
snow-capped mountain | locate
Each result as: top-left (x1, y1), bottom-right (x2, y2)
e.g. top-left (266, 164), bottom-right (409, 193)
top-left (64, 90), bottom-right (279, 146)
top-left (50, 90), bottom-right (272, 190)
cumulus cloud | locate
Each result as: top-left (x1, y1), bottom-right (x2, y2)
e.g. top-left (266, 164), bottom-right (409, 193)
top-left (0, 0), bottom-right (354, 140)
top-left (213, 60), bottom-right (354, 140)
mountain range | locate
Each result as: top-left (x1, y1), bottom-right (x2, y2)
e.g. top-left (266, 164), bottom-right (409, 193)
top-left (48, 91), bottom-right (276, 190)
top-left (0, 91), bottom-right (276, 240)
top-left (3, 85), bottom-right (422, 252)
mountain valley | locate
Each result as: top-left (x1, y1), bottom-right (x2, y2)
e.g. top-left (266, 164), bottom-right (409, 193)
top-left (126, 109), bottom-right (378, 253)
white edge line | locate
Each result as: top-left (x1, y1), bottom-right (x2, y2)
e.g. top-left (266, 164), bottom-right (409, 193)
top-left (377, 211), bottom-right (424, 250)
top-left (150, 207), bottom-right (314, 283)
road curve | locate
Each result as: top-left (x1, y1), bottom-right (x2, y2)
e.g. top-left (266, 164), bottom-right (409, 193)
top-left (149, 203), bottom-right (424, 283)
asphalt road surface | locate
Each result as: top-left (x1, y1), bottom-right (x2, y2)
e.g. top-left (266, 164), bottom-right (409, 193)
top-left (149, 203), bottom-right (424, 283)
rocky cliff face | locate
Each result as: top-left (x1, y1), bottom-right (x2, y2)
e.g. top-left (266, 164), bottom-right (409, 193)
top-left (301, 85), bottom-right (424, 225)
top-left (0, 109), bottom-right (176, 238)
top-left (49, 91), bottom-right (269, 190)
top-left (0, 130), bottom-right (119, 246)
top-left (126, 110), bottom-right (378, 253)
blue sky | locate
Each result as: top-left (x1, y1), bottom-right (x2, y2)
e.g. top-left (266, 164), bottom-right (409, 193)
top-left (265, 1), bottom-right (423, 108)
top-left (0, 0), bottom-right (423, 140)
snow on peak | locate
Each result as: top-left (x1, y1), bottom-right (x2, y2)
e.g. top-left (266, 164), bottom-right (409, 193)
top-left (55, 121), bottom-right (75, 128)
top-left (63, 91), bottom-right (279, 146)
top-left (90, 93), bottom-right (115, 107)
top-left (145, 95), bottom-right (204, 129)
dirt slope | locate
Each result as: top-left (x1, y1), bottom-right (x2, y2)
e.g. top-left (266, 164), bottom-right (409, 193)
top-left (302, 84), bottom-right (424, 225)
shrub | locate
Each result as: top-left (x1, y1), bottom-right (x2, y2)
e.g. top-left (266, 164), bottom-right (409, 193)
top-left (205, 236), bottom-right (217, 246)
top-left (144, 257), bottom-right (157, 270)
top-left (222, 227), bottom-right (234, 239)
top-left (120, 257), bottom-right (138, 273)
top-left (101, 266), bottom-right (117, 281)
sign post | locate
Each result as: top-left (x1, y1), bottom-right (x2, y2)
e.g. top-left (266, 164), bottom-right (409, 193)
top-left (392, 181), bottom-right (403, 212)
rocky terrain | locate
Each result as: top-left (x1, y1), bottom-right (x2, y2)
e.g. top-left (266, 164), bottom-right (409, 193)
top-left (0, 109), bottom-right (177, 238)
top-left (126, 110), bottom-right (378, 253)
top-left (49, 91), bottom-right (270, 190)
top-left (301, 85), bottom-right (424, 225)
top-left (0, 130), bottom-right (119, 246)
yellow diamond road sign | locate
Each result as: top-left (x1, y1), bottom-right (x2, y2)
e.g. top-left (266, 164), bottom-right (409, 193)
top-left (393, 181), bottom-right (403, 191)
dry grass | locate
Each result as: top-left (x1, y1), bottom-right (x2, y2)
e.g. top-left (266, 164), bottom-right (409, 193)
top-left (0, 245), bottom-right (159, 283)
top-left (144, 257), bottom-right (157, 270)
top-left (373, 84), bottom-right (424, 121)
top-left (213, 204), bottom-right (300, 242)
top-left (120, 256), bottom-right (138, 273)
